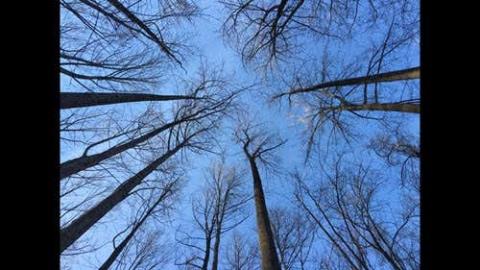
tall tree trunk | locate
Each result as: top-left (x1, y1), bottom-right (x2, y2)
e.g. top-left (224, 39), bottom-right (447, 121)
top-left (340, 102), bottom-right (420, 114)
top-left (61, 92), bottom-right (196, 109)
top-left (211, 221), bottom-right (222, 270)
top-left (98, 185), bottom-right (174, 270)
top-left (60, 141), bottom-right (187, 253)
top-left (201, 235), bottom-right (212, 270)
top-left (61, 100), bottom-right (217, 180)
top-left (275, 66), bottom-right (420, 98)
top-left (61, 117), bottom-right (192, 180)
top-left (247, 157), bottom-right (281, 270)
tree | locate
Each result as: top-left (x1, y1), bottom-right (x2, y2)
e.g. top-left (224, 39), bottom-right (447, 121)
top-left (61, 104), bottom-right (226, 252)
top-left (294, 157), bottom-right (419, 270)
top-left (98, 177), bottom-right (180, 270)
top-left (235, 122), bottom-right (286, 270)
top-left (220, 1), bottom-right (419, 159)
top-left (112, 229), bottom-right (173, 270)
top-left (273, 66), bottom-right (420, 100)
top-left (225, 232), bottom-right (260, 270)
top-left (273, 66), bottom-right (419, 115)
top-left (280, 57), bottom-right (419, 159)
top-left (60, 92), bottom-right (200, 109)
top-left (221, 0), bottom-right (352, 67)
top-left (61, 0), bottom-right (199, 91)
top-left (270, 207), bottom-right (316, 270)
top-left (221, 0), bottom-right (418, 69)
top-left (60, 71), bottom-right (238, 180)
top-left (176, 160), bottom-right (250, 270)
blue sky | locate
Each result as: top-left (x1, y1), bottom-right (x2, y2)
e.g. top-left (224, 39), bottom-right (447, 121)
top-left (60, 1), bottom-right (419, 269)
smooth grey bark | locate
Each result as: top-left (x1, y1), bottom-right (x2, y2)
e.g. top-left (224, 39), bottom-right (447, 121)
top-left (60, 140), bottom-right (187, 253)
top-left (61, 92), bottom-right (196, 109)
top-left (98, 185), bottom-right (174, 270)
top-left (274, 66), bottom-right (420, 98)
top-left (247, 157), bottom-right (281, 270)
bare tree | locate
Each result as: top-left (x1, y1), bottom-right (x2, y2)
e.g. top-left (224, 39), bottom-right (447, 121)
top-left (273, 66), bottom-right (419, 99)
top-left (176, 160), bottom-right (250, 270)
top-left (221, 0), bottom-right (418, 69)
top-left (294, 157), bottom-right (419, 270)
top-left (221, 0), bottom-right (352, 67)
top-left (98, 177), bottom-right (180, 270)
top-left (210, 163), bottom-right (251, 270)
top-left (60, 71), bottom-right (238, 180)
top-left (270, 207), bottom-right (316, 270)
top-left (112, 230), bottom-right (172, 270)
top-left (60, 104), bottom-right (226, 252)
top-left (61, 0), bottom-right (199, 91)
top-left (59, 1), bottom-right (419, 269)
top-left (61, 92), bottom-right (201, 109)
top-left (235, 122), bottom-right (286, 270)
top-left (225, 232), bottom-right (260, 270)
top-left (282, 59), bottom-right (419, 159)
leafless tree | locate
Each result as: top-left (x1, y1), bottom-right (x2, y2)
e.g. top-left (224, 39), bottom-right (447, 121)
top-left (220, 0), bottom-right (349, 67)
top-left (224, 232), bottom-right (260, 270)
top-left (60, 68), bottom-right (239, 180)
top-left (61, 0), bottom-right (199, 91)
top-left (249, 9), bottom-right (420, 160)
top-left (270, 207), bottom-right (316, 270)
top-left (220, 0), bottom-right (418, 69)
top-left (112, 229), bottom-right (173, 270)
top-left (294, 156), bottom-right (419, 270)
top-left (235, 122), bottom-right (287, 270)
top-left (279, 60), bottom-right (419, 159)
top-left (176, 160), bottom-right (250, 270)
top-left (60, 97), bottom-right (230, 252)
top-left (273, 67), bottom-right (419, 101)
top-left (98, 177), bottom-right (181, 270)
top-left (61, 92), bottom-right (201, 109)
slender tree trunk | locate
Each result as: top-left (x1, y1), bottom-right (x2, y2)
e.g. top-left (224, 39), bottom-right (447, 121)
top-left (60, 141), bottom-right (186, 252)
top-left (98, 185), bottom-right (173, 270)
top-left (275, 66), bottom-right (420, 98)
top-left (201, 236), bottom-right (212, 270)
top-left (61, 92), bottom-right (196, 109)
top-left (340, 102), bottom-right (420, 114)
top-left (247, 157), bottom-right (281, 270)
top-left (61, 118), bottom-right (187, 180)
top-left (211, 222), bottom-right (222, 270)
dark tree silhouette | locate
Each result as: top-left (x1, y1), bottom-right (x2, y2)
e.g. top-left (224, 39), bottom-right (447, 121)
top-left (294, 157), bottom-right (419, 270)
top-left (60, 73), bottom-right (239, 180)
top-left (61, 0), bottom-right (199, 91)
top-left (176, 161), bottom-right (249, 270)
top-left (235, 122), bottom-right (286, 270)
top-left (61, 92), bottom-right (200, 109)
top-left (98, 178), bottom-right (180, 270)
top-left (61, 109), bottom-right (224, 252)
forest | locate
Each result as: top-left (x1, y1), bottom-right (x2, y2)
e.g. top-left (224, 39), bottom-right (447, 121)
top-left (60, 0), bottom-right (420, 269)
